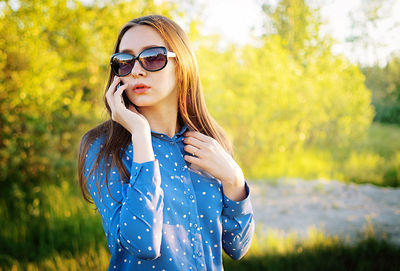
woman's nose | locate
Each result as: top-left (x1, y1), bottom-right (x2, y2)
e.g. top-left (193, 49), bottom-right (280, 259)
top-left (131, 61), bottom-right (147, 78)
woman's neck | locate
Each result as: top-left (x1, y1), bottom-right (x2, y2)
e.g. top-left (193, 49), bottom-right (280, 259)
top-left (138, 105), bottom-right (180, 138)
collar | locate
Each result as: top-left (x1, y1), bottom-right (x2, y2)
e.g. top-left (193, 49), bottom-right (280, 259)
top-left (151, 123), bottom-right (189, 141)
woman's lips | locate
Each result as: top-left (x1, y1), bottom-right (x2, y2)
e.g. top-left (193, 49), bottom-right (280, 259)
top-left (132, 83), bottom-right (150, 94)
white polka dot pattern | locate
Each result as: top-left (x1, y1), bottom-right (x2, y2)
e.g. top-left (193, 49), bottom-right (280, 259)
top-left (83, 125), bottom-right (255, 270)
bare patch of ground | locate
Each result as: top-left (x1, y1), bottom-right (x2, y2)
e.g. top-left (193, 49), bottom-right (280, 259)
top-left (249, 179), bottom-right (400, 244)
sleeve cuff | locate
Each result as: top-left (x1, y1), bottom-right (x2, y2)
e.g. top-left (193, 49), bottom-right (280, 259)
top-left (222, 181), bottom-right (253, 217)
top-left (129, 159), bottom-right (160, 186)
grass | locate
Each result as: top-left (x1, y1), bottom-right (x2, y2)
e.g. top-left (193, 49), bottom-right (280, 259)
top-left (360, 122), bottom-right (400, 157)
top-left (338, 122), bottom-right (400, 187)
top-left (0, 247), bottom-right (110, 271)
top-left (250, 122), bottom-right (400, 187)
top-left (223, 237), bottom-right (400, 271)
top-left (223, 224), bottom-right (400, 271)
top-left (0, 181), bottom-right (106, 263)
top-left (1, 222), bottom-right (399, 271)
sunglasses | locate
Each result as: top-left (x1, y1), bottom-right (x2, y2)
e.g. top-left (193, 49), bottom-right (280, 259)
top-left (110, 46), bottom-right (176, 76)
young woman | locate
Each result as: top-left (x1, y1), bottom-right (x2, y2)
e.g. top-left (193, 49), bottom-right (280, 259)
top-left (78, 14), bottom-right (254, 270)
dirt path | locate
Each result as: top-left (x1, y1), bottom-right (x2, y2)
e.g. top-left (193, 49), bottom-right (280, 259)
top-left (249, 179), bottom-right (400, 245)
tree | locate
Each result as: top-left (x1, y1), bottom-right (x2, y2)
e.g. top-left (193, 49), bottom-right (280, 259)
top-left (196, 0), bottom-right (374, 179)
top-left (261, 0), bottom-right (330, 65)
top-left (0, 0), bottom-right (177, 214)
top-left (363, 55), bottom-right (400, 123)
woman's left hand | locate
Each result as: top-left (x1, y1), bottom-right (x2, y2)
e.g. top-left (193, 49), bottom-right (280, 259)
top-left (183, 131), bottom-right (245, 189)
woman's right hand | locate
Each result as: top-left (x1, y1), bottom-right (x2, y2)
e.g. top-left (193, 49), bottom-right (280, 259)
top-left (106, 76), bottom-right (150, 135)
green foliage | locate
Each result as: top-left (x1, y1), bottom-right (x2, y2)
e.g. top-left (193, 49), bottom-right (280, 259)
top-left (191, 0), bottom-right (379, 182)
top-left (1, 0), bottom-right (92, 214)
top-left (0, 181), bottom-right (105, 262)
top-left (223, 238), bottom-right (400, 271)
top-left (362, 56), bottom-right (400, 124)
top-left (338, 123), bottom-right (400, 186)
top-left (0, 0), bottom-right (177, 215)
top-left (0, 180), bottom-right (107, 266)
top-left (197, 36), bottom-right (373, 180)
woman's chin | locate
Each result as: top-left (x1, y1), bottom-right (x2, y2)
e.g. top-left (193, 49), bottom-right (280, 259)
top-left (131, 101), bottom-right (153, 108)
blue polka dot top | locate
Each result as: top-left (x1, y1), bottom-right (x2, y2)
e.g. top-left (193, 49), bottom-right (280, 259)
top-left (84, 124), bottom-right (255, 270)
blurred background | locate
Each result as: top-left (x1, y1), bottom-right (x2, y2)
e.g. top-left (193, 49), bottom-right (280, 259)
top-left (1, 0), bottom-right (400, 270)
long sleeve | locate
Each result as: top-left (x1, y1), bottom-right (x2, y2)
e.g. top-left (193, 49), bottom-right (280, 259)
top-left (84, 139), bottom-right (164, 260)
top-left (81, 125), bottom-right (253, 270)
top-left (221, 182), bottom-right (255, 260)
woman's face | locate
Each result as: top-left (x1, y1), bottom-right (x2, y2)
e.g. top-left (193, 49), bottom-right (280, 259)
top-left (118, 25), bottom-right (177, 109)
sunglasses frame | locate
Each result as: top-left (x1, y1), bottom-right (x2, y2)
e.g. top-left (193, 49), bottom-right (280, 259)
top-left (110, 46), bottom-right (176, 76)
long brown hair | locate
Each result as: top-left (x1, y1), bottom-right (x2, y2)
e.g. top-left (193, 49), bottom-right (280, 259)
top-left (78, 15), bottom-right (232, 203)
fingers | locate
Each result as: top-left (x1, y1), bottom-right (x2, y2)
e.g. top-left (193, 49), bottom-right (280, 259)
top-left (183, 135), bottom-right (206, 150)
top-left (106, 76), bottom-right (120, 108)
top-left (106, 76), bottom-right (120, 98)
top-left (184, 144), bottom-right (201, 157)
top-left (183, 131), bottom-right (220, 159)
top-left (111, 75), bottom-right (121, 90)
top-left (114, 84), bottom-right (128, 109)
top-left (183, 131), bottom-right (219, 159)
top-left (114, 81), bottom-right (128, 97)
top-left (184, 131), bottom-right (213, 143)
top-left (184, 154), bottom-right (202, 167)
top-left (106, 76), bottom-right (129, 111)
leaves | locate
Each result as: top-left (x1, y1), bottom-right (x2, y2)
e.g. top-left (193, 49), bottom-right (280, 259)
top-left (0, 0), bottom-right (376, 202)
top-left (0, 0), bottom-right (176, 210)
top-left (196, 1), bottom-right (373, 179)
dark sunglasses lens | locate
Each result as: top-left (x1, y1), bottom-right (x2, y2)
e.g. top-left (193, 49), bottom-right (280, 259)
top-left (112, 54), bottom-right (134, 76)
top-left (139, 48), bottom-right (167, 71)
